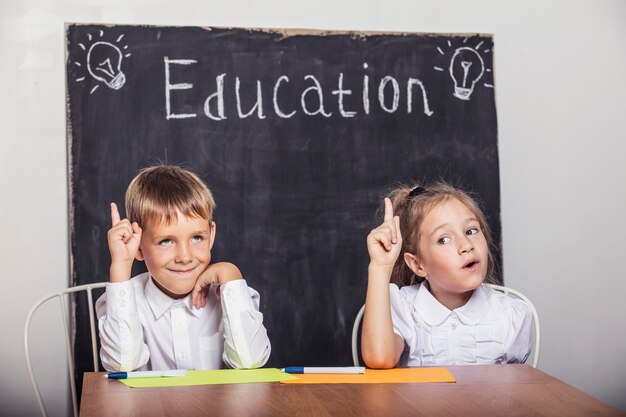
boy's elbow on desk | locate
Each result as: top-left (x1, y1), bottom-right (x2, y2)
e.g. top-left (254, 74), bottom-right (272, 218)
top-left (223, 346), bottom-right (271, 369)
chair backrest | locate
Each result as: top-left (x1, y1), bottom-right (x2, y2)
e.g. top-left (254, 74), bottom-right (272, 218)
top-left (351, 304), bottom-right (366, 366)
top-left (485, 283), bottom-right (540, 368)
top-left (24, 282), bottom-right (107, 417)
top-left (351, 283), bottom-right (540, 368)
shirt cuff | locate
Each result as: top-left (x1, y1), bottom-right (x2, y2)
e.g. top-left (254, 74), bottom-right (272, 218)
top-left (220, 279), bottom-right (255, 311)
top-left (105, 281), bottom-right (135, 317)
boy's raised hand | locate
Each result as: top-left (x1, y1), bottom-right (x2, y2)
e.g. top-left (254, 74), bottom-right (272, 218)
top-left (367, 198), bottom-right (403, 269)
top-left (108, 202), bottom-right (142, 282)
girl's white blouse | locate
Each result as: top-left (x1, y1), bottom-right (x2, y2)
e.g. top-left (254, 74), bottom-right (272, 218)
top-left (389, 283), bottom-right (533, 366)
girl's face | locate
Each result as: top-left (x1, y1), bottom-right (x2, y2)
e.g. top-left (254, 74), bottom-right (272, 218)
top-left (415, 198), bottom-right (488, 309)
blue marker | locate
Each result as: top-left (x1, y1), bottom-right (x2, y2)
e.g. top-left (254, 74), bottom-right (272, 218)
top-left (104, 369), bottom-right (187, 379)
top-left (282, 366), bottom-right (365, 374)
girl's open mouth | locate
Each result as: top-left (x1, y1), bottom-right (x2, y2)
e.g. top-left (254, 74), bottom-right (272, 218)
top-left (463, 260), bottom-right (479, 270)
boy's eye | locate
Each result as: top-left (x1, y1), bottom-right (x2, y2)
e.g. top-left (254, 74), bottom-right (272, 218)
top-left (437, 236), bottom-right (451, 245)
top-left (191, 235), bottom-right (204, 243)
top-left (466, 227), bottom-right (480, 236)
top-left (159, 239), bottom-right (173, 246)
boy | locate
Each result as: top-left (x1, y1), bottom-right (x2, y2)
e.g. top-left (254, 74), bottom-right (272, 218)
top-left (96, 165), bottom-right (271, 371)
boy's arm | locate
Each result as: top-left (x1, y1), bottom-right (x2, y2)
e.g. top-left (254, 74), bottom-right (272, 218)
top-left (192, 262), bottom-right (271, 369)
top-left (220, 279), bottom-right (271, 369)
top-left (96, 202), bottom-right (149, 371)
top-left (96, 281), bottom-right (150, 371)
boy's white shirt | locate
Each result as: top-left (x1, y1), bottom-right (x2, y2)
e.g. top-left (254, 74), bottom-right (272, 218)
top-left (96, 272), bottom-right (271, 371)
top-left (389, 283), bottom-right (533, 366)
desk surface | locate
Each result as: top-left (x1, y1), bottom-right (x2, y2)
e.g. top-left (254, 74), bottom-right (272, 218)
top-left (80, 365), bottom-right (623, 417)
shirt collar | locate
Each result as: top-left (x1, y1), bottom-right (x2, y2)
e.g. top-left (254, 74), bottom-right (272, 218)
top-left (455, 285), bottom-right (490, 325)
top-left (415, 283), bottom-right (490, 326)
top-left (145, 276), bottom-right (203, 319)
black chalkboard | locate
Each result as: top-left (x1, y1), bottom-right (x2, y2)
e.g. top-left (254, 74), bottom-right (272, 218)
top-left (66, 24), bottom-right (501, 382)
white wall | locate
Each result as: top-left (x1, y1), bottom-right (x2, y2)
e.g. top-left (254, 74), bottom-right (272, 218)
top-left (1, 1), bottom-right (624, 416)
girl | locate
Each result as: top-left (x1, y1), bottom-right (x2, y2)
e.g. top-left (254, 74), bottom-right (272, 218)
top-left (362, 182), bottom-right (533, 368)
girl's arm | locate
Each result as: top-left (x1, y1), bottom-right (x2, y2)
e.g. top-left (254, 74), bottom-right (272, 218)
top-left (362, 264), bottom-right (404, 368)
top-left (361, 198), bottom-right (405, 369)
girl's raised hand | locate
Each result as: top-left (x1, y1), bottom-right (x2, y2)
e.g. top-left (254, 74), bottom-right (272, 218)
top-left (107, 202), bottom-right (142, 282)
top-left (367, 198), bottom-right (402, 269)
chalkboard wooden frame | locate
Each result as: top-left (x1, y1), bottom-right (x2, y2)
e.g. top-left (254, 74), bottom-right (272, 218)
top-left (66, 24), bottom-right (501, 386)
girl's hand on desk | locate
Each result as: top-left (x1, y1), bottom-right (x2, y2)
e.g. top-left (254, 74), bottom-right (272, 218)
top-left (191, 262), bottom-right (243, 308)
top-left (367, 198), bottom-right (402, 275)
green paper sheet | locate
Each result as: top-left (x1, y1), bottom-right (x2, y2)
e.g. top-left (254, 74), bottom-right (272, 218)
top-left (119, 368), bottom-right (298, 388)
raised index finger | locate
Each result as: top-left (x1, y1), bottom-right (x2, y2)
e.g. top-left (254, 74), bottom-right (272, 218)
top-left (383, 198), bottom-right (394, 222)
top-left (110, 202), bottom-right (121, 226)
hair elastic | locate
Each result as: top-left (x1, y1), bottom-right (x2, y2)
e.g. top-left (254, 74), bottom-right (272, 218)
top-left (407, 186), bottom-right (426, 199)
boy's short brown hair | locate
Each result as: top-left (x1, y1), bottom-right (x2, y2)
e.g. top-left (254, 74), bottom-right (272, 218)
top-left (125, 165), bottom-right (215, 228)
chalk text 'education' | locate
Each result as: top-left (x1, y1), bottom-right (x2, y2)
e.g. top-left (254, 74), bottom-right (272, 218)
top-left (164, 58), bottom-right (435, 121)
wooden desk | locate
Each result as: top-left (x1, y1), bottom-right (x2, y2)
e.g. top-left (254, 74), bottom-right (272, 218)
top-left (80, 365), bottom-right (623, 417)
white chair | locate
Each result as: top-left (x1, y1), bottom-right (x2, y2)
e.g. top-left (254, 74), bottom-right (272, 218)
top-left (24, 282), bottom-right (107, 417)
top-left (351, 283), bottom-right (540, 368)
top-left (351, 305), bottom-right (366, 366)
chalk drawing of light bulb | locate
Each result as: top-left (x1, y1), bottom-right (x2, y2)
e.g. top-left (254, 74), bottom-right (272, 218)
top-left (87, 41), bottom-right (126, 90)
top-left (449, 47), bottom-right (485, 101)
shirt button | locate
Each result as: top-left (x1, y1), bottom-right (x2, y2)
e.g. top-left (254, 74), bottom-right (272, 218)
top-left (178, 352), bottom-right (187, 360)
top-left (451, 323), bottom-right (457, 330)
top-left (119, 290), bottom-right (126, 297)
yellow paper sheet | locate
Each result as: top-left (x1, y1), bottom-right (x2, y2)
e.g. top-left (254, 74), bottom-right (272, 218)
top-left (280, 367), bottom-right (456, 384)
top-left (119, 368), bottom-right (298, 388)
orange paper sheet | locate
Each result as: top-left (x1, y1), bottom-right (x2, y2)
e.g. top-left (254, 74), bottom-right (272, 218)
top-left (280, 367), bottom-right (456, 384)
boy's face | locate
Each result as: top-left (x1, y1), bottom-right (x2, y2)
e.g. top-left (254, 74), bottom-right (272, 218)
top-left (136, 210), bottom-right (216, 299)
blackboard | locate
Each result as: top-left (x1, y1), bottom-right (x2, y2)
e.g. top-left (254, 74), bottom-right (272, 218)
top-left (66, 24), bottom-right (501, 380)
